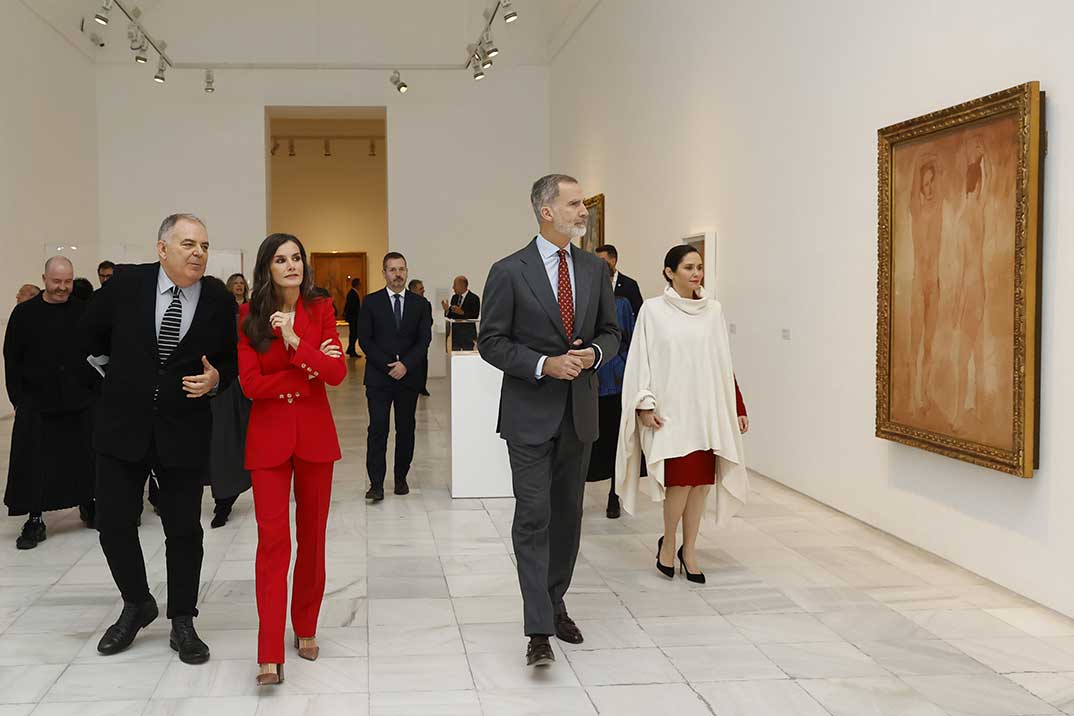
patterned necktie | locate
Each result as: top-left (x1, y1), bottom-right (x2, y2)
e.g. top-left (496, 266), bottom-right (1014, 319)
top-left (393, 292), bottom-right (403, 329)
top-left (158, 286), bottom-right (183, 364)
top-left (557, 249), bottom-right (574, 339)
top-left (155, 286), bottom-right (182, 401)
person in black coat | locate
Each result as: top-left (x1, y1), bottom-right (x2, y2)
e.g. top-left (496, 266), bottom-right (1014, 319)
top-left (441, 275), bottom-right (481, 351)
top-left (408, 279), bottom-right (432, 396)
top-left (4, 256), bottom-right (98, 549)
top-left (81, 214), bottom-right (238, 666)
top-left (358, 252), bottom-right (432, 502)
top-left (344, 278), bottom-right (362, 358)
top-left (595, 244), bottom-right (643, 317)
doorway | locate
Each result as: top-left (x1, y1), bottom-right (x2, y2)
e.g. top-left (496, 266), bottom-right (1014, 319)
top-left (311, 252), bottom-right (367, 319)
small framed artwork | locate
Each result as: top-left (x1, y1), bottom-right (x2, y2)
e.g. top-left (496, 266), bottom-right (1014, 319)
top-left (581, 193), bottom-right (605, 253)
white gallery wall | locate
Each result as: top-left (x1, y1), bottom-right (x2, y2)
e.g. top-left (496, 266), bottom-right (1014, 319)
top-left (0, 0), bottom-right (99, 417)
top-left (551, 0), bottom-right (1074, 616)
top-left (95, 65), bottom-right (549, 376)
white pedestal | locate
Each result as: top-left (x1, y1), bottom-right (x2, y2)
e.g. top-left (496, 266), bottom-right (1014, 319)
top-left (448, 353), bottom-right (512, 498)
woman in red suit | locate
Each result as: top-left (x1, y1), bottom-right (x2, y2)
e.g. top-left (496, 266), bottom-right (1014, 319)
top-left (237, 233), bottom-right (346, 686)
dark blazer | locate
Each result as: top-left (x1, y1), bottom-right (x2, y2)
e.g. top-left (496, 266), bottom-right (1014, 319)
top-left (614, 272), bottom-right (644, 317)
top-left (357, 288), bottom-right (432, 391)
top-left (446, 291), bottom-right (481, 350)
top-left (478, 238), bottom-right (620, 445)
top-left (81, 262), bottom-right (239, 469)
top-left (344, 288), bottom-right (361, 324)
top-left (445, 291), bottom-right (481, 321)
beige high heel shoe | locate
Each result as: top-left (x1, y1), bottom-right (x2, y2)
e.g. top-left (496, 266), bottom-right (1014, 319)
top-left (256, 663), bottom-right (284, 686)
top-left (294, 635), bottom-right (320, 661)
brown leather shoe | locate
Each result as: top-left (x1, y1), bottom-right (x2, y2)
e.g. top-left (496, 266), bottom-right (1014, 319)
top-left (294, 635), bottom-right (320, 661)
top-left (554, 612), bottom-right (584, 644)
top-left (256, 663), bottom-right (284, 686)
top-left (526, 636), bottom-right (555, 667)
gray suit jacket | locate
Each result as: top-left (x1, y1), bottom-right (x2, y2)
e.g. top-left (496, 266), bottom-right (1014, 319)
top-left (478, 238), bottom-right (621, 445)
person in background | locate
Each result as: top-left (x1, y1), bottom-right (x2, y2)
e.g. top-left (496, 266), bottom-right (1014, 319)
top-left (97, 260), bottom-right (115, 286)
top-left (16, 284), bottom-right (40, 304)
top-left (4, 257), bottom-right (97, 548)
top-left (72, 277), bottom-right (94, 302)
top-left (344, 278), bottom-right (362, 358)
top-left (594, 245), bottom-right (643, 318)
top-left (226, 273), bottom-right (249, 305)
top-left (358, 254), bottom-right (432, 502)
top-left (408, 279), bottom-right (431, 396)
top-left (441, 275), bottom-right (480, 351)
top-left (585, 294), bottom-right (635, 519)
top-left (238, 233), bottom-right (346, 686)
top-left (616, 245), bottom-right (749, 585)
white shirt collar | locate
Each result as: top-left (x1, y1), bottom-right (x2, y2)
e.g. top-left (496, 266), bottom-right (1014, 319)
top-left (536, 233), bottom-right (572, 259)
top-left (388, 288), bottom-right (406, 299)
top-left (157, 266), bottom-right (200, 298)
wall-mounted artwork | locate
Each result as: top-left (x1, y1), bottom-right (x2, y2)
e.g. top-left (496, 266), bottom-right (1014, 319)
top-left (875, 82), bottom-right (1044, 477)
top-left (581, 193), bottom-right (604, 253)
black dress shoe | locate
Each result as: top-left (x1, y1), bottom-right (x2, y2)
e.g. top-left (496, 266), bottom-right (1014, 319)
top-left (553, 612), bottom-right (584, 644)
top-left (526, 636), bottom-right (555, 667)
top-left (606, 494), bottom-right (621, 519)
top-left (656, 537), bottom-right (675, 579)
top-left (98, 598), bottom-right (158, 655)
top-left (170, 616), bottom-right (210, 664)
top-left (394, 480), bottom-right (410, 496)
top-left (210, 504), bottom-right (231, 529)
top-left (365, 486), bottom-right (384, 502)
top-left (419, 390), bottom-right (430, 397)
top-left (677, 546), bottom-right (706, 584)
top-left (15, 519), bottom-right (46, 550)
top-left (80, 503), bottom-right (96, 529)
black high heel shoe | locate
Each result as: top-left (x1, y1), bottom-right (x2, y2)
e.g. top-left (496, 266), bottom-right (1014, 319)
top-left (656, 537), bottom-right (675, 579)
top-left (677, 546), bottom-right (706, 584)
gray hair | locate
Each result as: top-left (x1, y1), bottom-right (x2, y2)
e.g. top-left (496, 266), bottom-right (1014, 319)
top-left (530, 174), bottom-right (578, 223)
top-left (43, 255), bottom-right (73, 274)
top-left (157, 213), bottom-right (207, 244)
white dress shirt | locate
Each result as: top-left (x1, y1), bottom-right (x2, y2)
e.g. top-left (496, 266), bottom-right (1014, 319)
top-left (533, 234), bottom-right (601, 379)
top-left (155, 266), bottom-right (202, 342)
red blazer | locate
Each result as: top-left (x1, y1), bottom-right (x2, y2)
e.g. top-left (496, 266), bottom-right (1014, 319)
top-left (238, 297), bottom-right (346, 470)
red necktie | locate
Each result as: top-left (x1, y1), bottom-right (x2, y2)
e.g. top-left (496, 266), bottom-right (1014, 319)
top-left (557, 249), bottom-right (574, 339)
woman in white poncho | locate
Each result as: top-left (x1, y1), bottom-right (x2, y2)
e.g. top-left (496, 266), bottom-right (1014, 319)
top-left (615, 245), bottom-right (749, 584)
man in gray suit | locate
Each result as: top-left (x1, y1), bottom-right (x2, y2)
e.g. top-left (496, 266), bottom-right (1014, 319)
top-left (478, 174), bottom-right (620, 667)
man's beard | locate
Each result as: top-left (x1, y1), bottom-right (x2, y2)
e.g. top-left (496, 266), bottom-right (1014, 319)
top-left (554, 215), bottom-right (586, 240)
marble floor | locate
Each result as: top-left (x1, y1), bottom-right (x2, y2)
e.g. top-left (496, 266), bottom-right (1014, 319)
top-left (2, 363), bottom-right (1074, 715)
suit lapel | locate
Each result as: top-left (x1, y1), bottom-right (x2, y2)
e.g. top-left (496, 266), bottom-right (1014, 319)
top-left (520, 239), bottom-right (569, 344)
top-left (169, 278), bottom-right (216, 365)
top-left (141, 265), bottom-right (161, 363)
top-left (572, 250), bottom-right (591, 339)
top-left (294, 296), bottom-right (311, 339)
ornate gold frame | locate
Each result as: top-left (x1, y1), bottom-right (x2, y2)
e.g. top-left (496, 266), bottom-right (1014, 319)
top-left (582, 193), bottom-right (605, 253)
top-left (875, 82), bottom-right (1044, 477)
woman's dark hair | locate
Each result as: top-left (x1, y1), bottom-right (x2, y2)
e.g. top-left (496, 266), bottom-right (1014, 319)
top-left (243, 233), bottom-right (319, 352)
top-left (72, 277), bottom-right (94, 301)
top-left (226, 273), bottom-right (248, 303)
top-left (663, 245), bottom-right (702, 284)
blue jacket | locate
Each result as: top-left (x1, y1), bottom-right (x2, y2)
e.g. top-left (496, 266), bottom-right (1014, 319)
top-left (597, 296), bottom-right (636, 397)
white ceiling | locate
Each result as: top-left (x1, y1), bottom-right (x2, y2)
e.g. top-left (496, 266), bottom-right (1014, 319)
top-left (24, 0), bottom-right (599, 68)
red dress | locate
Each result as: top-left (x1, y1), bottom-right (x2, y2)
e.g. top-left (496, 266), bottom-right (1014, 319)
top-left (664, 378), bottom-right (747, 487)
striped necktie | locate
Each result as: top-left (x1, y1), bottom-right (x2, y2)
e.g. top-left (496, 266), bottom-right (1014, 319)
top-left (158, 286), bottom-right (183, 364)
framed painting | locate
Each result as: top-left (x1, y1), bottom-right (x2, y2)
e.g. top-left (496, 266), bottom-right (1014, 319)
top-left (581, 193), bottom-right (605, 253)
top-left (875, 82), bottom-right (1044, 477)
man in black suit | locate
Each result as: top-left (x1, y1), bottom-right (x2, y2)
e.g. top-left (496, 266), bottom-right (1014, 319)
top-left (408, 279), bottom-right (432, 396)
top-left (358, 253), bottom-right (432, 502)
top-left (479, 175), bottom-right (620, 667)
top-left (441, 275), bottom-right (481, 351)
top-left (594, 244), bottom-right (643, 317)
top-left (82, 214), bottom-right (237, 665)
top-left (344, 278), bottom-right (362, 358)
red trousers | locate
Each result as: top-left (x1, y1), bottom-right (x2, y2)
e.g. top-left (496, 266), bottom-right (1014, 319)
top-left (252, 456), bottom-right (333, 663)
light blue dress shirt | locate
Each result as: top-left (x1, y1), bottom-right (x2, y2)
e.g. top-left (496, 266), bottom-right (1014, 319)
top-left (533, 234), bottom-right (601, 379)
top-left (155, 266), bottom-right (202, 342)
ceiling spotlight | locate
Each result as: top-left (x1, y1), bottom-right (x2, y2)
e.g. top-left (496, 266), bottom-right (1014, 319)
top-left (153, 57), bottom-right (167, 83)
top-left (472, 65), bottom-right (486, 81)
top-left (94, 0), bottom-right (113, 26)
top-left (502, 0), bottom-right (518, 23)
top-left (389, 70), bottom-right (408, 94)
top-left (134, 39), bottom-right (148, 64)
top-left (368, 139), bottom-right (377, 157)
top-left (288, 139), bottom-right (295, 157)
top-left (482, 31), bottom-right (499, 58)
top-left (204, 69), bottom-right (215, 93)
top-left (323, 139), bottom-right (331, 157)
